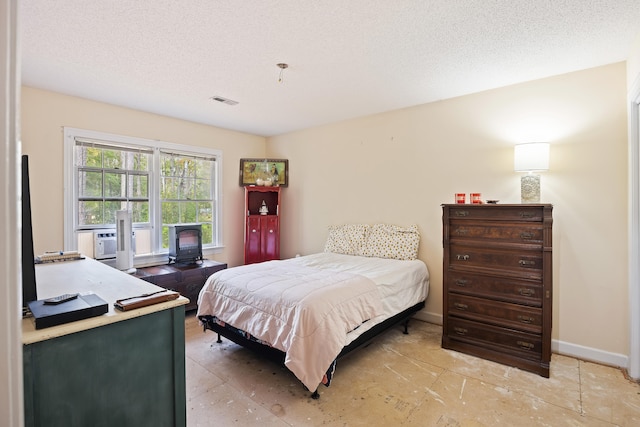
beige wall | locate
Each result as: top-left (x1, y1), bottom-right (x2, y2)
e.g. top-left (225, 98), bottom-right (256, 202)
top-left (21, 86), bottom-right (266, 267)
top-left (21, 63), bottom-right (630, 363)
top-left (628, 32), bottom-right (640, 91)
top-left (267, 63), bottom-right (629, 360)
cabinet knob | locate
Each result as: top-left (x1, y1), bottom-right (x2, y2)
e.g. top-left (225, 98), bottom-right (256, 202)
top-left (456, 254), bottom-right (470, 261)
top-left (251, 229), bottom-right (257, 233)
top-left (269, 229), bottom-right (274, 233)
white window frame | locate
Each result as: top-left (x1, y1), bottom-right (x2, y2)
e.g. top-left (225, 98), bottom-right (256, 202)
top-left (63, 127), bottom-right (223, 265)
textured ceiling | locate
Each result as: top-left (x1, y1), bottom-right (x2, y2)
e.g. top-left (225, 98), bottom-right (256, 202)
top-left (20, 1), bottom-right (640, 137)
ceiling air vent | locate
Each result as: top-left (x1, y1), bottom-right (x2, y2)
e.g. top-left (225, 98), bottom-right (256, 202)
top-left (210, 96), bottom-right (239, 106)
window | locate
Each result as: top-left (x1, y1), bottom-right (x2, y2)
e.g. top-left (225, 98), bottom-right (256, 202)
top-left (64, 128), bottom-right (222, 264)
top-left (159, 151), bottom-right (216, 248)
top-left (75, 142), bottom-right (151, 227)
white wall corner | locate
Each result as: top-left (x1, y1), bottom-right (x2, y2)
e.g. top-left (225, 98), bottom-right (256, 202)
top-left (0, 1), bottom-right (23, 426)
top-left (627, 61), bottom-right (640, 381)
top-left (413, 310), bottom-right (443, 325)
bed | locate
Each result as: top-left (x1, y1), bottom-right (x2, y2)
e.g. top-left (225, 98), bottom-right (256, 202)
top-left (196, 223), bottom-right (429, 398)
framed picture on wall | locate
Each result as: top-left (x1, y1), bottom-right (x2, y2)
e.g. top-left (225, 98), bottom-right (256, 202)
top-left (239, 158), bottom-right (289, 187)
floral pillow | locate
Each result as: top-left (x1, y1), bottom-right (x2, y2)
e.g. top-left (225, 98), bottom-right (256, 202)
top-left (361, 224), bottom-right (420, 260)
top-left (324, 224), bottom-right (370, 256)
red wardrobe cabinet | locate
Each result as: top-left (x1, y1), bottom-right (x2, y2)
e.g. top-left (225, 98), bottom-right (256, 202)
top-left (244, 186), bottom-right (281, 264)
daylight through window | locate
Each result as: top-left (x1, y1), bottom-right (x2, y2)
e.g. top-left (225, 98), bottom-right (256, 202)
top-left (64, 128), bottom-right (222, 263)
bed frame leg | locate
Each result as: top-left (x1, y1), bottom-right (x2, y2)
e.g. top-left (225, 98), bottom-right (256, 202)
top-left (311, 389), bottom-right (320, 400)
top-left (402, 319), bottom-right (410, 335)
top-left (216, 333), bottom-right (222, 343)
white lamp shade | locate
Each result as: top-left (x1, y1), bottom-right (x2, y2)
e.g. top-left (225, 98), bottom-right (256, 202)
top-left (514, 142), bottom-right (550, 172)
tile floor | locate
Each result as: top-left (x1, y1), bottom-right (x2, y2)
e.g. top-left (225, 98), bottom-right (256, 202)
top-left (184, 313), bottom-right (640, 426)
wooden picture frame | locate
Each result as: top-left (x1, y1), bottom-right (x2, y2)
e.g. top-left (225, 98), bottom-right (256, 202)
top-left (239, 158), bottom-right (289, 187)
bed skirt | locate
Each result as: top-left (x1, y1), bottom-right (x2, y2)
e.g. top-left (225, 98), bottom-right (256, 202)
top-left (198, 300), bottom-right (425, 398)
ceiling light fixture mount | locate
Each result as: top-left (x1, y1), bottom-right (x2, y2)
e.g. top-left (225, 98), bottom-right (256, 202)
top-left (277, 63), bottom-right (288, 83)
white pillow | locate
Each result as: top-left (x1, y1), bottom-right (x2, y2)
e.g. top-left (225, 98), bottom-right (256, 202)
top-left (324, 224), bottom-right (370, 256)
top-left (361, 224), bottom-right (420, 260)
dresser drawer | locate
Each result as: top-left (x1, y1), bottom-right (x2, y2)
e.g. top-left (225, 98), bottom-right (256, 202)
top-left (135, 265), bottom-right (178, 286)
top-left (173, 280), bottom-right (203, 307)
top-left (178, 265), bottom-right (208, 281)
top-left (446, 317), bottom-right (543, 362)
top-left (447, 206), bottom-right (544, 222)
top-left (449, 221), bottom-right (543, 246)
top-left (148, 270), bottom-right (181, 289)
top-left (448, 271), bottom-right (542, 306)
top-left (448, 294), bottom-right (542, 333)
top-left (203, 263), bottom-right (227, 278)
top-left (135, 261), bottom-right (227, 312)
top-left (448, 244), bottom-right (543, 279)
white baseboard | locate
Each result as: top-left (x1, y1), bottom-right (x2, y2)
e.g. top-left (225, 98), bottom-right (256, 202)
top-left (413, 310), bottom-right (442, 325)
top-left (552, 339), bottom-right (628, 369)
top-left (412, 311), bottom-right (629, 371)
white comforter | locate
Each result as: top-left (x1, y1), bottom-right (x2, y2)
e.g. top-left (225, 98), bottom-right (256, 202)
top-left (197, 258), bottom-right (384, 391)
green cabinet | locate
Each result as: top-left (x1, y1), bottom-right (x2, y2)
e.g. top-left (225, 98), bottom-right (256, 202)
top-left (23, 306), bottom-right (186, 427)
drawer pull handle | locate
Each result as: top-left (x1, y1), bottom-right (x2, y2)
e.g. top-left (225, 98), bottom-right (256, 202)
top-left (517, 340), bottom-right (535, 350)
top-left (454, 303), bottom-right (468, 310)
top-left (518, 315), bottom-right (534, 324)
top-left (456, 254), bottom-right (470, 261)
top-left (519, 211), bottom-right (535, 218)
top-left (519, 260), bottom-right (536, 267)
top-left (520, 232), bottom-right (534, 240)
top-left (455, 279), bottom-right (468, 287)
top-left (454, 211), bottom-right (469, 217)
top-left (454, 327), bottom-right (468, 335)
top-left (454, 228), bottom-right (468, 235)
top-left (518, 288), bottom-right (535, 297)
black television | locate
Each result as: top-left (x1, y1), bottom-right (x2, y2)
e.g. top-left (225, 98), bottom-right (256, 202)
top-left (22, 155), bottom-right (38, 315)
top-left (168, 224), bottom-right (203, 264)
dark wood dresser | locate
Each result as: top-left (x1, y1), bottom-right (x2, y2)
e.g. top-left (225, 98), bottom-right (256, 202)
top-left (134, 259), bottom-right (227, 311)
top-left (442, 204), bottom-right (553, 377)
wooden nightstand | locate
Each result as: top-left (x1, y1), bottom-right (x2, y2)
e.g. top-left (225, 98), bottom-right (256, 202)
top-left (134, 260), bottom-right (227, 311)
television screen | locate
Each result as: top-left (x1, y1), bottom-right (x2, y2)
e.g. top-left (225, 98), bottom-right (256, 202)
top-left (22, 155), bottom-right (38, 314)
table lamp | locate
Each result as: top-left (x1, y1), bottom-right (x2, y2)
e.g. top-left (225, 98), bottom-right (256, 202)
top-left (514, 142), bottom-right (549, 203)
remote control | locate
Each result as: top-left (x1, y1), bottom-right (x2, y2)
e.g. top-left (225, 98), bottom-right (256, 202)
top-left (43, 293), bottom-right (79, 305)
